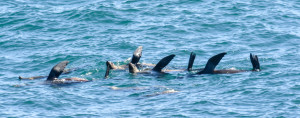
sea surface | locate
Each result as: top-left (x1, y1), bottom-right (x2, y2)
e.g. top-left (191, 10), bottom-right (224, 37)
top-left (1, 0), bottom-right (300, 117)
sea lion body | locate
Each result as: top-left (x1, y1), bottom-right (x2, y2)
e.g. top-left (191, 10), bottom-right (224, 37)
top-left (195, 53), bottom-right (260, 74)
top-left (19, 68), bottom-right (76, 80)
top-left (46, 61), bottom-right (89, 84)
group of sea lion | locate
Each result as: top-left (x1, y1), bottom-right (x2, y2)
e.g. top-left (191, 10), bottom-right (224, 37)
top-left (19, 46), bottom-right (261, 85)
top-left (105, 46), bottom-right (260, 77)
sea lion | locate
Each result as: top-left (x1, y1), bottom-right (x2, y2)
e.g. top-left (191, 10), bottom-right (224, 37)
top-left (105, 54), bottom-right (175, 78)
top-left (19, 68), bottom-right (75, 80)
top-left (105, 46), bottom-right (158, 78)
top-left (45, 61), bottom-right (89, 84)
top-left (211, 53), bottom-right (260, 74)
top-left (194, 52), bottom-right (260, 74)
top-left (128, 54), bottom-right (176, 74)
top-left (107, 46), bottom-right (144, 70)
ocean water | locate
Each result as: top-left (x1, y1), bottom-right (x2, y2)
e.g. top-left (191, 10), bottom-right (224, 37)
top-left (1, 0), bottom-right (300, 117)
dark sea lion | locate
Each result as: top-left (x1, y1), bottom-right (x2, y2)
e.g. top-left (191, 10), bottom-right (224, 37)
top-left (211, 53), bottom-right (260, 74)
top-left (194, 52), bottom-right (261, 74)
top-left (46, 61), bottom-right (89, 84)
top-left (19, 68), bottom-right (75, 80)
top-left (196, 52), bottom-right (227, 74)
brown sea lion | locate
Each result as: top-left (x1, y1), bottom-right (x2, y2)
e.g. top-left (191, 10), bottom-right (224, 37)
top-left (128, 54), bottom-right (176, 74)
top-left (107, 46), bottom-right (144, 70)
top-left (45, 61), bottom-right (89, 84)
top-left (195, 52), bottom-right (260, 74)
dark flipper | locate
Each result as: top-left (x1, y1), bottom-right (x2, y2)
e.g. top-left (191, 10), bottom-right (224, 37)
top-left (131, 46), bottom-right (143, 65)
top-left (129, 63), bottom-right (139, 73)
top-left (250, 53), bottom-right (260, 71)
top-left (152, 54), bottom-right (176, 72)
top-left (197, 52), bottom-right (227, 74)
top-left (105, 61), bottom-right (111, 78)
top-left (47, 61), bottom-right (69, 81)
top-left (187, 52), bottom-right (196, 71)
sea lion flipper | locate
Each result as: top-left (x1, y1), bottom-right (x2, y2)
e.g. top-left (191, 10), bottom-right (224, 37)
top-left (131, 46), bottom-right (143, 65)
top-left (105, 61), bottom-right (111, 78)
top-left (47, 61), bottom-right (69, 81)
top-left (197, 52), bottom-right (226, 74)
top-left (187, 52), bottom-right (196, 71)
top-left (129, 63), bottom-right (139, 73)
top-left (62, 68), bottom-right (77, 74)
top-left (152, 54), bottom-right (176, 72)
top-left (250, 53), bottom-right (260, 71)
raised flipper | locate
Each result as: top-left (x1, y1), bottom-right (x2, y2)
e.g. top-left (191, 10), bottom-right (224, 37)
top-left (197, 52), bottom-right (227, 74)
top-left (62, 68), bottom-right (76, 74)
top-left (105, 61), bottom-right (111, 78)
top-left (250, 53), bottom-right (260, 71)
top-left (187, 52), bottom-right (196, 71)
top-left (129, 63), bottom-right (139, 73)
top-left (152, 54), bottom-right (176, 72)
top-left (105, 46), bottom-right (142, 70)
top-left (131, 46), bottom-right (143, 65)
top-left (106, 61), bottom-right (119, 69)
top-left (47, 61), bottom-right (69, 81)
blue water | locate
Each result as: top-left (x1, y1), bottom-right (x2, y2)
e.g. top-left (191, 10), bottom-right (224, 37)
top-left (1, 0), bottom-right (300, 117)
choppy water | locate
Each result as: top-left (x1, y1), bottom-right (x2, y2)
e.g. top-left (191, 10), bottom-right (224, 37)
top-left (1, 0), bottom-right (300, 117)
